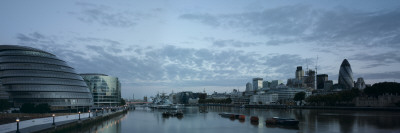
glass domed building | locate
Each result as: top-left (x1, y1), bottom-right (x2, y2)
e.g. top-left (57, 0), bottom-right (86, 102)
top-left (0, 45), bottom-right (93, 110)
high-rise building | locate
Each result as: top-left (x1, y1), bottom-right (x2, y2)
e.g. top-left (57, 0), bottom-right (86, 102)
top-left (0, 45), bottom-right (93, 110)
top-left (245, 82), bottom-right (252, 92)
top-left (304, 70), bottom-right (316, 88)
top-left (262, 81), bottom-right (269, 90)
top-left (252, 78), bottom-right (263, 91)
top-left (270, 80), bottom-right (284, 89)
top-left (81, 73), bottom-right (121, 107)
top-left (295, 66), bottom-right (304, 80)
top-left (355, 77), bottom-right (366, 90)
top-left (324, 80), bottom-right (333, 90)
top-left (338, 59), bottom-right (354, 89)
top-left (317, 74), bottom-right (328, 89)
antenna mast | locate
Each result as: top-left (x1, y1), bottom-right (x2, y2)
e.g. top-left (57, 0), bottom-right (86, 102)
top-left (315, 56), bottom-right (318, 90)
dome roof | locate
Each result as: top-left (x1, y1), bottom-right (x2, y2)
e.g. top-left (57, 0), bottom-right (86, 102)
top-left (0, 45), bottom-right (93, 108)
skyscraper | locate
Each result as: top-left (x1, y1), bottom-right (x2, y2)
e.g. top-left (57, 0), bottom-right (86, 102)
top-left (295, 66), bottom-right (304, 80)
top-left (262, 81), bottom-right (269, 90)
top-left (252, 78), bottom-right (263, 91)
top-left (245, 82), bottom-right (252, 92)
top-left (338, 59), bottom-right (354, 89)
top-left (317, 74), bottom-right (328, 89)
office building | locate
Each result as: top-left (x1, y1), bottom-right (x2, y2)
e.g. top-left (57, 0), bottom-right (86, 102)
top-left (295, 66), bottom-right (304, 80)
top-left (252, 78), bottom-right (263, 91)
top-left (249, 93), bottom-right (278, 105)
top-left (81, 73), bottom-right (121, 107)
top-left (262, 81), bottom-right (269, 90)
top-left (317, 74), bottom-right (328, 89)
top-left (245, 82), bottom-right (252, 92)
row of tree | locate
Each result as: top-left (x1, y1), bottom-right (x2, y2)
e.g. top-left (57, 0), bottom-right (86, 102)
top-left (305, 89), bottom-right (360, 106)
top-left (198, 98), bottom-right (232, 104)
top-left (0, 99), bottom-right (12, 112)
top-left (364, 82), bottom-right (400, 96)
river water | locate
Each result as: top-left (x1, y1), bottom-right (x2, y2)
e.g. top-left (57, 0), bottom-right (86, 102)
top-left (77, 106), bottom-right (400, 133)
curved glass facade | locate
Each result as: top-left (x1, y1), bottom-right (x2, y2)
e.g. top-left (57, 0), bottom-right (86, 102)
top-left (338, 59), bottom-right (354, 89)
top-left (0, 45), bottom-right (93, 110)
top-left (80, 73), bottom-right (121, 107)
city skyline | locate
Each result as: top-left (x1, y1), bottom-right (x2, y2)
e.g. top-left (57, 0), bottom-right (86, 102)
top-left (1, 0), bottom-right (400, 98)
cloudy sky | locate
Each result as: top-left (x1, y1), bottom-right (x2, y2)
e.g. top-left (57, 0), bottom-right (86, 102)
top-left (1, 0), bottom-right (400, 99)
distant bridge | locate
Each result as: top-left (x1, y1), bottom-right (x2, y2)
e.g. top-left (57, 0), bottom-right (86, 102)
top-left (128, 102), bottom-right (151, 105)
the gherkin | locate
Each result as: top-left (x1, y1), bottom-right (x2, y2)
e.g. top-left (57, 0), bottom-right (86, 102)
top-left (338, 59), bottom-right (354, 89)
top-left (0, 45), bottom-right (93, 110)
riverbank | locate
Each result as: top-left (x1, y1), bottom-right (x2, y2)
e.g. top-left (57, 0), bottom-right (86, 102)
top-left (0, 113), bottom-right (73, 125)
top-left (199, 104), bottom-right (400, 111)
top-left (2, 109), bottom-right (129, 133)
top-left (37, 109), bottom-right (128, 133)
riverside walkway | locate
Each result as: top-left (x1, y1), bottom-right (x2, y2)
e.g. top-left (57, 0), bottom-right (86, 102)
top-left (1, 109), bottom-right (122, 133)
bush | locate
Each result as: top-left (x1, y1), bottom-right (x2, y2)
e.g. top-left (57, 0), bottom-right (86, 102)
top-left (0, 99), bottom-right (12, 111)
top-left (364, 82), bottom-right (400, 96)
top-left (34, 103), bottom-right (50, 113)
top-left (20, 103), bottom-right (51, 113)
top-left (20, 103), bottom-right (35, 113)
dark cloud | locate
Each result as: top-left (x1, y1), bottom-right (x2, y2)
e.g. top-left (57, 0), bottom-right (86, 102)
top-left (15, 32), bottom-right (311, 88)
top-left (181, 5), bottom-right (400, 48)
top-left (357, 71), bottom-right (400, 80)
top-left (71, 2), bottom-right (140, 28)
top-left (212, 39), bottom-right (260, 47)
top-left (351, 51), bottom-right (400, 68)
top-left (179, 13), bottom-right (220, 27)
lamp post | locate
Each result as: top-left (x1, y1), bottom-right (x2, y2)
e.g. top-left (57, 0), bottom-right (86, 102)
top-left (88, 110), bottom-right (91, 118)
top-left (95, 109), bottom-right (98, 116)
top-left (102, 108), bottom-right (104, 114)
top-left (52, 114), bottom-right (55, 125)
top-left (78, 111), bottom-right (81, 120)
top-left (16, 118), bottom-right (20, 133)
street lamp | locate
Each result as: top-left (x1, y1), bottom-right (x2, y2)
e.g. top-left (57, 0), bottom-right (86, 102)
top-left (78, 111), bottom-right (81, 120)
top-left (88, 110), bottom-right (91, 118)
top-left (95, 109), bottom-right (98, 116)
top-left (16, 118), bottom-right (20, 133)
top-left (102, 108), bottom-right (104, 113)
top-left (52, 114), bottom-right (55, 125)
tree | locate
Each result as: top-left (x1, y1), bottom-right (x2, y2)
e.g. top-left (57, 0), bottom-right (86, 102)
top-left (0, 99), bottom-right (11, 112)
top-left (34, 103), bottom-right (50, 113)
top-left (294, 92), bottom-right (306, 105)
top-left (364, 82), bottom-right (400, 96)
top-left (0, 99), bottom-right (12, 112)
top-left (120, 98), bottom-right (126, 105)
top-left (20, 103), bottom-right (35, 113)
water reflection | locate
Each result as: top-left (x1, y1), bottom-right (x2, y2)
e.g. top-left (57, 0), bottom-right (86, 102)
top-left (79, 106), bottom-right (400, 133)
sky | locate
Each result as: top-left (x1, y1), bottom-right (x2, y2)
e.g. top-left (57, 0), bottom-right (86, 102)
top-left (1, 0), bottom-right (400, 99)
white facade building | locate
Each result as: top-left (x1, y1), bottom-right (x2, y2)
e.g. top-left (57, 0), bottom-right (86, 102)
top-left (249, 93), bottom-right (279, 105)
top-left (268, 88), bottom-right (311, 100)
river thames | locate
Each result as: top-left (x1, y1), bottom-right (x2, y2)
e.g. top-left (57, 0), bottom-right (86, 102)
top-left (76, 106), bottom-right (400, 133)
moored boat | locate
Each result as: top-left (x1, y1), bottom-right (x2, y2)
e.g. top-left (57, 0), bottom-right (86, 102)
top-left (219, 112), bottom-right (234, 118)
top-left (265, 117), bottom-right (299, 126)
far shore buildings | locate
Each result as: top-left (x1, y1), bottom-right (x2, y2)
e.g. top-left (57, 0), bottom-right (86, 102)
top-left (0, 45), bottom-right (93, 111)
top-left (80, 73), bottom-right (121, 107)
